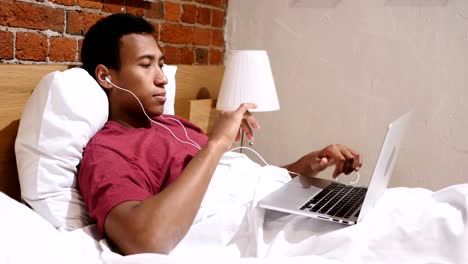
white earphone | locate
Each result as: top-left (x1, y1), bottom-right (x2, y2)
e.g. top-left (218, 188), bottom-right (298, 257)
top-left (104, 75), bottom-right (202, 150)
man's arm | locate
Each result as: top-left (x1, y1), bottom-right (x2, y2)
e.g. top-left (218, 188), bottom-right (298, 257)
top-left (104, 104), bottom-right (259, 255)
top-left (282, 144), bottom-right (362, 178)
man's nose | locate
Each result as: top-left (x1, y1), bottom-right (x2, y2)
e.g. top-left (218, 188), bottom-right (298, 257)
top-left (155, 71), bottom-right (168, 87)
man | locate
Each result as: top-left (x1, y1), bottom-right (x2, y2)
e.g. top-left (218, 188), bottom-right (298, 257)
top-left (78, 13), bottom-right (362, 255)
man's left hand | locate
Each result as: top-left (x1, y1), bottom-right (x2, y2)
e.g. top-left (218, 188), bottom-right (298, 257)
top-left (283, 144), bottom-right (362, 178)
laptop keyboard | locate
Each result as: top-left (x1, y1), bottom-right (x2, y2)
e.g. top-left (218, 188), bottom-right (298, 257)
top-left (300, 182), bottom-right (367, 219)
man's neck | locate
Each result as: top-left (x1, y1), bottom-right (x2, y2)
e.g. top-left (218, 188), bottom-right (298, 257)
top-left (109, 113), bottom-right (152, 128)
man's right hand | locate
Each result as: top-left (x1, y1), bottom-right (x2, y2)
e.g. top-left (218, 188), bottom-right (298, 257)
top-left (208, 103), bottom-right (260, 151)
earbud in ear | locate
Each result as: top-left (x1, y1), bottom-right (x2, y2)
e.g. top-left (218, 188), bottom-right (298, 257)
top-left (105, 76), bottom-right (111, 82)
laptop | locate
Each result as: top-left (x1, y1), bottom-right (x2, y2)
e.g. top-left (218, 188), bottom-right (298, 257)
top-left (258, 112), bottom-right (411, 225)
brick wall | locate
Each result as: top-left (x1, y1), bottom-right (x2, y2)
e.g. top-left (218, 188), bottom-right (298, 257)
top-left (0, 0), bottom-right (227, 65)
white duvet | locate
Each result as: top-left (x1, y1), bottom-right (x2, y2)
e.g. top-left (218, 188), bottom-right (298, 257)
top-left (2, 152), bottom-right (468, 264)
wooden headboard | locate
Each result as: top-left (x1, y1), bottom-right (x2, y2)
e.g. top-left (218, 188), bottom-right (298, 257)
top-left (0, 64), bottom-right (224, 201)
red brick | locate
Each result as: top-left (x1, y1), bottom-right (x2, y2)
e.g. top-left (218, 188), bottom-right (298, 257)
top-left (126, 7), bottom-right (145, 17)
top-left (181, 4), bottom-right (197, 24)
top-left (164, 2), bottom-right (181, 22)
top-left (193, 27), bottom-right (211, 46)
top-left (195, 47), bottom-right (208, 64)
top-left (163, 46), bottom-right (194, 65)
top-left (126, 0), bottom-right (149, 16)
top-left (102, 0), bottom-right (125, 13)
top-left (211, 9), bottom-right (224, 27)
top-left (209, 49), bottom-right (223, 65)
top-left (0, 31), bottom-right (13, 60)
top-left (50, 0), bottom-right (75, 6)
top-left (151, 22), bottom-right (159, 42)
top-left (66, 11), bottom-right (81, 35)
top-left (67, 11), bottom-right (105, 35)
top-left (178, 47), bottom-right (194, 64)
top-left (50, 37), bottom-right (76, 62)
top-left (16, 32), bottom-right (47, 61)
top-left (162, 46), bottom-right (177, 64)
top-left (160, 23), bottom-right (193, 45)
top-left (211, 29), bottom-right (224, 47)
top-left (83, 13), bottom-right (105, 34)
top-left (195, 0), bottom-right (226, 8)
top-left (78, 39), bottom-right (83, 62)
top-left (0, 2), bottom-right (64, 32)
top-left (77, 0), bottom-right (101, 9)
top-left (146, 1), bottom-right (163, 19)
top-left (197, 7), bottom-right (211, 25)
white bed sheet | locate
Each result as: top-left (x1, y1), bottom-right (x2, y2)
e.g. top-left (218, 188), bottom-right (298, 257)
top-left (0, 192), bottom-right (101, 264)
top-left (3, 152), bottom-right (468, 264)
top-left (256, 185), bottom-right (468, 263)
top-left (101, 152), bottom-right (468, 263)
top-left (100, 191), bottom-right (468, 264)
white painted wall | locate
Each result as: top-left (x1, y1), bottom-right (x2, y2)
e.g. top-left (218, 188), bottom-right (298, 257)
top-left (226, 0), bottom-right (468, 190)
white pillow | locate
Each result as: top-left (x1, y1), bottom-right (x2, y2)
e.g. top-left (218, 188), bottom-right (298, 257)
top-left (15, 65), bottom-right (178, 231)
top-left (163, 65), bottom-right (177, 115)
top-left (15, 67), bottom-right (109, 230)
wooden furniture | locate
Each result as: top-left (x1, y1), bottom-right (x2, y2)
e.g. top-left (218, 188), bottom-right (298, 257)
top-left (0, 64), bottom-right (223, 201)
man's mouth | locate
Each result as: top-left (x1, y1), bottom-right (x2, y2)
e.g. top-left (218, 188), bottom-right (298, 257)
top-left (153, 93), bottom-right (166, 103)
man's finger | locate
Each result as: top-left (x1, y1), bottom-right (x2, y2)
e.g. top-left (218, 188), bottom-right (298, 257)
top-left (326, 147), bottom-right (346, 178)
top-left (245, 114), bottom-right (260, 129)
top-left (240, 120), bottom-right (254, 141)
top-left (235, 128), bottom-right (241, 141)
top-left (237, 103), bottom-right (257, 114)
top-left (352, 152), bottom-right (362, 171)
top-left (340, 148), bottom-right (355, 175)
top-left (348, 147), bottom-right (362, 170)
top-left (343, 161), bottom-right (355, 175)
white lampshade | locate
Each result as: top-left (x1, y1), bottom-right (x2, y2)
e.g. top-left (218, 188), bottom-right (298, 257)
top-left (216, 50), bottom-right (280, 112)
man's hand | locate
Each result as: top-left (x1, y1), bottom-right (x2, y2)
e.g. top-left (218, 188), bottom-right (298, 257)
top-left (209, 103), bottom-right (260, 151)
top-left (284, 144), bottom-right (362, 178)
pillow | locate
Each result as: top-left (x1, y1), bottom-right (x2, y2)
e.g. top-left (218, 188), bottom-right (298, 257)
top-left (163, 65), bottom-right (177, 115)
top-left (15, 67), bottom-right (109, 230)
top-left (15, 65), bottom-right (178, 231)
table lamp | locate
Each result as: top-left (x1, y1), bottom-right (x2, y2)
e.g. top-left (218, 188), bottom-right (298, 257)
top-left (216, 50), bottom-right (280, 148)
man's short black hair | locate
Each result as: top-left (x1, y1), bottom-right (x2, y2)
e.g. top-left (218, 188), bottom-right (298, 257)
top-left (81, 13), bottom-right (155, 79)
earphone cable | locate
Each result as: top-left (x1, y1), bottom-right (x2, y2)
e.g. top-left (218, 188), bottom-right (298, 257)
top-left (160, 116), bottom-right (202, 150)
top-left (229, 146), bottom-right (360, 182)
top-left (107, 79), bottom-right (201, 150)
top-left (228, 146), bottom-right (302, 177)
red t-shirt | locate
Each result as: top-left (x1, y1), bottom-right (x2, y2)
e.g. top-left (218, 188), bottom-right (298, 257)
top-left (78, 115), bottom-right (208, 234)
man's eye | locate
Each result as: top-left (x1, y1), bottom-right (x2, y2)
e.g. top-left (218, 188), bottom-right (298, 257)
top-left (140, 64), bottom-right (151, 68)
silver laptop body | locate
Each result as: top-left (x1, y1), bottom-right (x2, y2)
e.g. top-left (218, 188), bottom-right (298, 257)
top-left (258, 112), bottom-right (411, 225)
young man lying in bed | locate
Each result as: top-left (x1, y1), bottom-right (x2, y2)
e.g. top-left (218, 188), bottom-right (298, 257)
top-left (77, 13), bottom-right (363, 255)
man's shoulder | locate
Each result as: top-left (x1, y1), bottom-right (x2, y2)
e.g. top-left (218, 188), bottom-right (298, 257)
top-left (89, 121), bottom-right (122, 142)
top-left (85, 121), bottom-right (133, 154)
top-left (84, 119), bottom-right (167, 158)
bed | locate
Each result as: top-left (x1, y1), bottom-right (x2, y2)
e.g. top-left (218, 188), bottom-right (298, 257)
top-left (0, 64), bottom-right (468, 264)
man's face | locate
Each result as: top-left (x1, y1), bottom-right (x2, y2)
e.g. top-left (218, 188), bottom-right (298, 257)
top-left (109, 33), bottom-right (168, 120)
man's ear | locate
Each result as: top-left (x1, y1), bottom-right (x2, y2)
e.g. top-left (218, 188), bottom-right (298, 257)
top-left (95, 64), bottom-right (112, 90)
